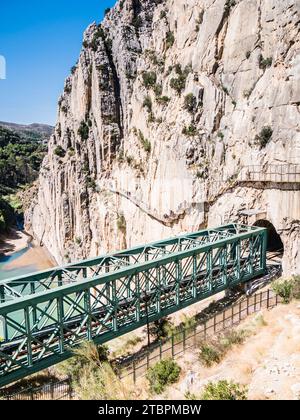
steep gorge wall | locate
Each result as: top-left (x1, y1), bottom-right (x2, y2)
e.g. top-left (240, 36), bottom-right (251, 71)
top-left (26, 0), bottom-right (300, 274)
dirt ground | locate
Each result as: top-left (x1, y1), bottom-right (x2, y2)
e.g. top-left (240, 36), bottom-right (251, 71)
top-left (132, 301), bottom-right (300, 400)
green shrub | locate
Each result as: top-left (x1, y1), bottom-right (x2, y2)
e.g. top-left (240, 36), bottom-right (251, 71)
top-left (64, 85), bottom-right (72, 94)
top-left (258, 54), bottom-right (272, 70)
top-left (199, 343), bottom-right (222, 367)
top-left (166, 31), bottom-right (175, 49)
top-left (154, 83), bottom-right (163, 97)
top-left (243, 88), bottom-right (253, 99)
top-left (74, 362), bottom-right (130, 400)
top-left (144, 50), bottom-right (164, 68)
top-left (75, 236), bottom-right (82, 245)
top-left (68, 147), bottom-right (75, 157)
top-left (78, 121), bottom-right (89, 141)
top-left (170, 76), bottom-right (185, 94)
top-left (157, 96), bottom-right (170, 105)
top-left (142, 71), bottom-right (157, 88)
top-left (126, 155), bottom-right (134, 165)
top-left (201, 380), bottom-right (247, 400)
top-left (272, 278), bottom-right (296, 304)
top-left (117, 213), bottom-right (126, 234)
top-left (196, 10), bottom-right (204, 26)
top-left (87, 177), bottom-right (97, 191)
top-left (170, 65), bottom-right (191, 94)
top-left (137, 130), bottom-right (151, 153)
top-left (222, 85), bottom-right (229, 94)
top-left (292, 275), bottom-right (300, 299)
top-left (148, 112), bottom-right (155, 123)
top-left (255, 126), bottom-right (273, 148)
top-left (220, 330), bottom-right (247, 350)
top-left (0, 198), bottom-right (15, 234)
top-left (146, 358), bottom-right (181, 394)
top-left (182, 124), bottom-right (198, 137)
top-left (184, 93), bottom-right (197, 113)
top-left (199, 329), bottom-right (247, 367)
top-left (143, 95), bottom-right (152, 113)
top-left (56, 342), bottom-right (129, 400)
top-left (54, 145), bottom-right (66, 158)
top-left (55, 342), bottom-right (109, 383)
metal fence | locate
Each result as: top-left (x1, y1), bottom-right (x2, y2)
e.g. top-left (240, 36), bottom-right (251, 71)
top-left (119, 289), bottom-right (280, 383)
top-left (239, 164), bottom-right (300, 183)
top-left (1, 379), bottom-right (72, 400)
top-left (1, 289), bottom-right (280, 399)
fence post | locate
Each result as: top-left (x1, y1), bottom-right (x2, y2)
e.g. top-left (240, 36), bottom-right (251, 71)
top-left (68, 380), bottom-right (73, 400)
top-left (239, 302), bottom-right (242, 322)
top-left (213, 315), bottom-right (216, 333)
top-left (204, 321), bottom-right (207, 340)
top-left (183, 328), bottom-right (186, 351)
top-left (133, 360), bottom-right (136, 384)
top-left (171, 334), bottom-right (175, 358)
top-left (159, 340), bottom-right (162, 360)
top-left (260, 291), bottom-right (262, 309)
top-left (193, 324), bottom-right (197, 347)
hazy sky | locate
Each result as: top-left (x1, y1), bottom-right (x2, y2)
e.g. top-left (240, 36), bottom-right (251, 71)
top-left (0, 0), bottom-right (116, 126)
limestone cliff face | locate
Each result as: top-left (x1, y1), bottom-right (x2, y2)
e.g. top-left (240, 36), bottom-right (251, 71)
top-left (26, 0), bottom-right (300, 274)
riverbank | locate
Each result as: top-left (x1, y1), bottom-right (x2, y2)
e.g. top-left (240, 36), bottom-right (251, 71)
top-left (0, 228), bottom-right (31, 256)
top-left (4, 244), bottom-right (56, 272)
top-left (0, 228), bottom-right (56, 280)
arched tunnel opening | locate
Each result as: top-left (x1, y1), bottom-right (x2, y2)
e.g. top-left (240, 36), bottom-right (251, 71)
top-left (254, 220), bottom-right (283, 251)
top-left (253, 219), bottom-right (284, 266)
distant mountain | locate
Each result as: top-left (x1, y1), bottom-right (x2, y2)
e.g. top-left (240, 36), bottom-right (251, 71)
top-left (0, 121), bottom-right (54, 142)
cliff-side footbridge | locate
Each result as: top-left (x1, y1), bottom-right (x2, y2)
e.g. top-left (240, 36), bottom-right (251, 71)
top-left (0, 223), bottom-right (267, 387)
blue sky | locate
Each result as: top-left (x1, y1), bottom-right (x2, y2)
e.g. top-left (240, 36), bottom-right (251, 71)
top-left (0, 0), bottom-right (116, 126)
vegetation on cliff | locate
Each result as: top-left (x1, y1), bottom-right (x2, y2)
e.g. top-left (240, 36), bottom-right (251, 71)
top-left (0, 125), bottom-right (47, 233)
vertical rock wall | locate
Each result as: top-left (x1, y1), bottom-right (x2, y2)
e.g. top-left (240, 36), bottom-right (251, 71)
top-left (26, 0), bottom-right (300, 274)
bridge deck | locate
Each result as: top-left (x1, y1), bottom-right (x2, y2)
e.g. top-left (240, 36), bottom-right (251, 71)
top-left (0, 223), bottom-right (267, 387)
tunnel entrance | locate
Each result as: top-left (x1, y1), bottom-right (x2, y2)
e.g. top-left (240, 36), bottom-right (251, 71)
top-left (254, 219), bottom-right (284, 252)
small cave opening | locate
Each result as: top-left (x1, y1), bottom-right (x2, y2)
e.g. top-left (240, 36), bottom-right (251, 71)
top-left (254, 219), bottom-right (284, 254)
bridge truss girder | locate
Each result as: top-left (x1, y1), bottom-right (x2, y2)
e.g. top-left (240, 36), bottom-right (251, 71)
top-left (0, 224), bottom-right (267, 387)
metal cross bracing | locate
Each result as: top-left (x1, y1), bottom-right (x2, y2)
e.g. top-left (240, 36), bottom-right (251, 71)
top-left (0, 223), bottom-right (267, 387)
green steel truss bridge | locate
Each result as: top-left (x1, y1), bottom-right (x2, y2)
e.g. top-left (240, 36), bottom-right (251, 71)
top-left (0, 224), bottom-right (267, 387)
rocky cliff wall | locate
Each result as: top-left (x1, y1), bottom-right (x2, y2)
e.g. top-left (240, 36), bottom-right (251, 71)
top-left (26, 0), bottom-right (300, 274)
